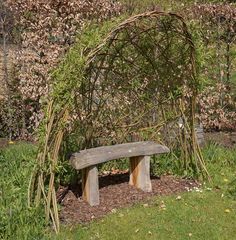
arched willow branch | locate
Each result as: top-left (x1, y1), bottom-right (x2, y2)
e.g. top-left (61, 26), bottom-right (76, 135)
top-left (29, 11), bottom-right (210, 233)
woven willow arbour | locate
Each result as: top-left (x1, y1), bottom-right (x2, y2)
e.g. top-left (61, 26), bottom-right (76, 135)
top-left (30, 11), bottom-right (208, 233)
top-left (76, 11), bottom-right (198, 149)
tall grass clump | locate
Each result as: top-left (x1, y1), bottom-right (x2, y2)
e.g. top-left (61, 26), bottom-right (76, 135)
top-left (0, 143), bottom-right (46, 240)
top-left (202, 143), bottom-right (236, 197)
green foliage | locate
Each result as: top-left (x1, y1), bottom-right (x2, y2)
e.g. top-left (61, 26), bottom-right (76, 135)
top-left (202, 143), bottom-right (236, 167)
top-left (45, 17), bottom-right (128, 159)
top-left (200, 143), bottom-right (236, 200)
top-left (99, 153), bottom-right (181, 177)
top-left (51, 19), bottom-right (124, 111)
top-left (150, 153), bottom-right (181, 177)
top-left (228, 179), bottom-right (236, 200)
top-left (51, 12), bottom-right (204, 178)
top-left (99, 159), bottom-right (129, 173)
top-left (0, 143), bottom-right (46, 239)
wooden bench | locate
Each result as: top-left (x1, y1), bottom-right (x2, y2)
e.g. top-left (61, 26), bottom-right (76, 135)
top-left (70, 141), bottom-right (169, 206)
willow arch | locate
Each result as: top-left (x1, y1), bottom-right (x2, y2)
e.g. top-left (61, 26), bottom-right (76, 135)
top-left (75, 11), bottom-right (198, 150)
top-left (31, 11), bottom-right (209, 233)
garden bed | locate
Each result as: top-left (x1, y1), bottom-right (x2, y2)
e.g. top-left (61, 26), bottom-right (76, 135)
top-left (59, 174), bottom-right (198, 224)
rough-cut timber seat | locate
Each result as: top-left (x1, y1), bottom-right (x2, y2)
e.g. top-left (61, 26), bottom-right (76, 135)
top-left (70, 141), bottom-right (170, 206)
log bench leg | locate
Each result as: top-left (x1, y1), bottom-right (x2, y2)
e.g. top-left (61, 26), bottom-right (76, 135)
top-left (82, 165), bottom-right (100, 206)
top-left (129, 156), bottom-right (152, 192)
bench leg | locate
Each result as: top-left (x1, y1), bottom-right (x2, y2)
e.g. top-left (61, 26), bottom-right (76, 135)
top-left (82, 165), bottom-right (100, 206)
top-left (129, 156), bottom-right (152, 192)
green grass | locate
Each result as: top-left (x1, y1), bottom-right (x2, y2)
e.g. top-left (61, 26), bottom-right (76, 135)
top-left (56, 190), bottom-right (236, 240)
top-left (0, 143), bottom-right (46, 240)
top-left (1, 142), bottom-right (236, 239)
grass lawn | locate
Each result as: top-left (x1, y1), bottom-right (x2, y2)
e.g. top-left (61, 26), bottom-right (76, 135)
top-left (56, 190), bottom-right (236, 240)
top-left (1, 142), bottom-right (236, 239)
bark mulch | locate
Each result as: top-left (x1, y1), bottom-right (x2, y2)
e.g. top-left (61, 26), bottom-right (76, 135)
top-left (59, 172), bottom-right (198, 224)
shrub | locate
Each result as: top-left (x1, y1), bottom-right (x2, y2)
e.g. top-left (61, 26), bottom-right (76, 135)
top-left (186, 3), bottom-right (236, 131)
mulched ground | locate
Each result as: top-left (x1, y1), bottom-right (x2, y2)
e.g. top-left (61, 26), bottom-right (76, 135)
top-left (59, 173), bottom-right (198, 224)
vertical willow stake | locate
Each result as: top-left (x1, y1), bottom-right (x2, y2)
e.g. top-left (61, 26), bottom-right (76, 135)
top-left (29, 100), bottom-right (69, 233)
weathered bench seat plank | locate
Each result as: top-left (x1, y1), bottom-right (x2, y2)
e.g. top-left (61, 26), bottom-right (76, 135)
top-left (70, 141), bottom-right (169, 170)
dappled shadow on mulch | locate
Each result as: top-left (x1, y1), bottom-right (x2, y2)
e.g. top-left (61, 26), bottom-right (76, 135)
top-left (59, 173), bottom-right (198, 224)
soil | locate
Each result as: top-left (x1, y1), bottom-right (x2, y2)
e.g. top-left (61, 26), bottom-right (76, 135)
top-left (59, 173), bottom-right (198, 224)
